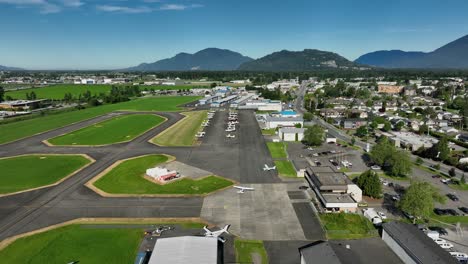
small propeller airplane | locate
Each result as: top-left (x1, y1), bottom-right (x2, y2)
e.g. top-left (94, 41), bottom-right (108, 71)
top-left (233, 185), bottom-right (255, 194)
top-left (263, 164), bottom-right (276, 171)
top-left (226, 134), bottom-right (236, 138)
top-left (203, 225), bottom-right (231, 242)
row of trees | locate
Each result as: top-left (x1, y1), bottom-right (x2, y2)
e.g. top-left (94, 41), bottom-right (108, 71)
top-left (369, 137), bottom-right (412, 177)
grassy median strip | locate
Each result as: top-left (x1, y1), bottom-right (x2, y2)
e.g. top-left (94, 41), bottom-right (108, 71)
top-left (266, 142), bottom-right (287, 159)
top-left (152, 110), bottom-right (207, 146)
top-left (93, 154), bottom-right (233, 195)
top-left (0, 155), bottom-right (92, 194)
top-left (0, 96), bottom-right (201, 145)
top-left (320, 213), bottom-right (377, 240)
top-left (274, 160), bottom-right (297, 177)
top-left (48, 114), bottom-right (164, 146)
top-left (235, 239), bottom-right (268, 264)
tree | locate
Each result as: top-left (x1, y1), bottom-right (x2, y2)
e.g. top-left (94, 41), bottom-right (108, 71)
top-left (449, 168), bottom-right (456, 177)
top-left (302, 125), bottom-right (324, 146)
top-left (210, 82), bottom-right (217, 88)
top-left (369, 137), bottom-right (395, 166)
top-left (382, 121), bottom-right (391, 132)
top-left (387, 150), bottom-right (412, 177)
top-left (356, 170), bottom-right (382, 198)
top-left (0, 86), bottom-right (4, 102)
top-left (399, 181), bottom-right (444, 223)
top-left (303, 112), bottom-right (313, 121)
top-left (394, 121), bottom-right (404, 131)
top-left (351, 137), bottom-right (356, 146)
top-left (355, 125), bottom-right (368, 138)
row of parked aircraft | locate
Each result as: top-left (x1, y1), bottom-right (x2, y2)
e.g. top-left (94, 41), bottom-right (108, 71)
top-left (226, 111), bottom-right (238, 136)
top-left (196, 111), bottom-right (216, 138)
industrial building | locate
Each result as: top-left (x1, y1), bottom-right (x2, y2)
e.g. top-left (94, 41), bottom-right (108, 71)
top-left (381, 222), bottom-right (458, 264)
top-left (148, 236), bottom-right (223, 264)
top-left (264, 116), bottom-right (304, 129)
top-left (239, 99), bottom-right (282, 111)
top-left (0, 99), bottom-right (46, 110)
top-left (304, 166), bottom-right (362, 212)
top-left (278, 127), bottom-right (305, 141)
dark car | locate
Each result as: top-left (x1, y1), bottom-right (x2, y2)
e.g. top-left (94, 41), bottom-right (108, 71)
top-left (429, 226), bottom-right (448, 236)
top-left (459, 207), bottom-right (468, 214)
top-left (432, 175), bottom-right (441, 179)
top-left (299, 186), bottom-right (309, 190)
top-left (434, 208), bottom-right (449, 216)
top-left (447, 194), bottom-right (459, 201)
top-left (446, 209), bottom-right (460, 216)
top-left (316, 161), bottom-right (322, 166)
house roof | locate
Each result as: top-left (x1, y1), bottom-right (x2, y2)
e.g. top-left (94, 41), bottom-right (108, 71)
top-left (382, 222), bottom-right (458, 264)
top-left (279, 127), bottom-right (305, 134)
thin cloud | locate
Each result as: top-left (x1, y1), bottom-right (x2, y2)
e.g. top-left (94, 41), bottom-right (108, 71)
top-left (0, 0), bottom-right (61, 14)
top-left (159, 3), bottom-right (203, 10)
top-left (61, 0), bottom-right (84, 7)
top-left (96, 5), bottom-right (152, 14)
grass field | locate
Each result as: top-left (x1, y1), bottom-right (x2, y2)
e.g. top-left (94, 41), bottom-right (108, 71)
top-left (152, 111), bottom-right (207, 146)
top-left (274, 160), bottom-right (297, 177)
top-left (5, 84), bottom-right (208, 100)
top-left (266, 142), bottom-right (287, 159)
top-left (0, 96), bottom-right (201, 145)
top-left (93, 155), bottom-right (233, 195)
top-left (234, 239), bottom-right (268, 264)
top-left (0, 224), bottom-right (143, 264)
top-left (261, 128), bottom-right (276, 136)
top-left (0, 155), bottom-right (91, 194)
top-left (320, 213), bottom-right (377, 240)
top-left (48, 114), bottom-right (164, 146)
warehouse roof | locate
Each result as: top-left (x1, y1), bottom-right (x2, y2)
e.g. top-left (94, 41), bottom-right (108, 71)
top-left (265, 116), bottom-right (303, 122)
top-left (148, 236), bottom-right (219, 264)
top-left (299, 241), bottom-right (342, 264)
top-left (382, 222), bottom-right (458, 264)
top-left (279, 127), bottom-right (305, 134)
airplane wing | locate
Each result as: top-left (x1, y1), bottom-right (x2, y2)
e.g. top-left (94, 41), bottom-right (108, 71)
top-left (203, 226), bottom-right (211, 234)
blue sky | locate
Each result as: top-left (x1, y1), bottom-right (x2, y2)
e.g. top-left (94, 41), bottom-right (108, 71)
top-left (0, 0), bottom-right (467, 70)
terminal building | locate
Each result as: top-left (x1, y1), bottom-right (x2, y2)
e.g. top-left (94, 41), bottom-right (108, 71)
top-left (304, 166), bottom-right (362, 212)
top-left (148, 236), bottom-right (223, 264)
top-left (264, 116), bottom-right (304, 129)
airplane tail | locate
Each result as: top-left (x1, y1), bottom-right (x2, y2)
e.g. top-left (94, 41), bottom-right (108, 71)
top-left (222, 224), bottom-right (231, 234)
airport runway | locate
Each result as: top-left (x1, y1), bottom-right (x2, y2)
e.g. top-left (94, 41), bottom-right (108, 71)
top-left (0, 107), bottom-right (284, 241)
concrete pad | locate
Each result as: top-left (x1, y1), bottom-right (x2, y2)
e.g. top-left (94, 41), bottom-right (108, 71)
top-left (164, 161), bottom-right (212, 179)
top-left (201, 184), bottom-right (306, 241)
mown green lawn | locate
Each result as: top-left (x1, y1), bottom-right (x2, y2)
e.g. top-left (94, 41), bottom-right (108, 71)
top-left (266, 142), bottom-right (287, 159)
top-left (0, 225), bottom-right (144, 264)
top-left (234, 239), bottom-right (268, 264)
top-left (274, 160), bottom-right (297, 177)
top-left (0, 96), bottom-right (201, 144)
top-left (6, 84), bottom-right (207, 100)
top-left (93, 155), bottom-right (233, 195)
top-left (320, 213), bottom-right (377, 240)
top-left (0, 155), bottom-right (91, 194)
top-left (152, 111), bottom-right (207, 146)
top-left (261, 128), bottom-right (276, 136)
top-left (48, 114), bottom-right (164, 146)
top-left (430, 213), bottom-right (468, 224)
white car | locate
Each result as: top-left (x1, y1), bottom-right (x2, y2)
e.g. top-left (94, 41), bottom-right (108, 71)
top-left (433, 238), bottom-right (448, 244)
top-left (450, 252), bottom-right (468, 261)
top-left (377, 212), bottom-right (387, 220)
top-left (392, 195), bottom-right (400, 201)
top-left (371, 165), bottom-right (381, 170)
top-left (441, 179), bottom-right (451, 184)
top-left (439, 243), bottom-right (454, 249)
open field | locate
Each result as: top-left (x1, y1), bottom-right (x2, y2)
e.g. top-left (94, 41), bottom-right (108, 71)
top-left (266, 142), bottom-right (287, 159)
top-left (48, 114), bottom-right (164, 146)
top-left (5, 84), bottom-right (209, 100)
top-left (152, 111), bottom-right (207, 146)
top-left (93, 155), bottom-right (233, 195)
top-left (235, 239), bottom-right (268, 264)
top-left (274, 160), bottom-right (297, 177)
top-left (0, 96), bottom-right (201, 144)
top-left (320, 213), bottom-right (378, 240)
top-left (0, 224), bottom-right (143, 264)
top-left (0, 155), bottom-right (92, 194)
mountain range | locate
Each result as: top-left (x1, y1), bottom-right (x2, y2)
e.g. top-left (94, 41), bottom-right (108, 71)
top-left (237, 49), bottom-right (363, 71)
top-left (0, 65), bottom-right (23, 71)
top-left (355, 34), bottom-right (468, 69)
top-left (126, 48), bottom-right (253, 71)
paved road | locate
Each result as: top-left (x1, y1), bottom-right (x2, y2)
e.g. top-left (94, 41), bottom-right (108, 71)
top-left (0, 107), bottom-right (281, 241)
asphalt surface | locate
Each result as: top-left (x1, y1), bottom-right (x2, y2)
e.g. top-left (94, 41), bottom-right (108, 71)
top-left (0, 107), bottom-right (281, 242)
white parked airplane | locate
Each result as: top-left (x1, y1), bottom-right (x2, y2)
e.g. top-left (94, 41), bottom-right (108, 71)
top-left (263, 164), bottom-right (276, 171)
top-left (203, 225), bottom-right (230, 238)
top-left (226, 134), bottom-right (235, 138)
top-left (233, 185), bottom-right (255, 194)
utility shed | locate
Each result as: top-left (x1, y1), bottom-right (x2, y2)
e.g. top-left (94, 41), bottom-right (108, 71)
top-left (148, 236), bottom-right (221, 264)
top-left (382, 222), bottom-right (458, 264)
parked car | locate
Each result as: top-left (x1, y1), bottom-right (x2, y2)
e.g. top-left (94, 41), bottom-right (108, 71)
top-left (446, 209), bottom-right (460, 216)
top-left (434, 208), bottom-right (447, 216)
top-left (392, 195), bottom-right (400, 201)
top-left (447, 194), bottom-right (459, 201)
top-left (371, 165), bottom-right (381, 170)
top-left (402, 211), bottom-right (414, 220)
top-left (433, 238), bottom-right (448, 244)
top-left (459, 207), bottom-right (468, 214)
top-left (432, 175), bottom-right (441, 179)
top-left (441, 178), bottom-right (451, 184)
top-left (377, 212), bottom-right (387, 220)
top-left (299, 186), bottom-right (309, 190)
top-left (429, 226), bottom-right (448, 236)
top-left (439, 243), bottom-right (454, 249)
